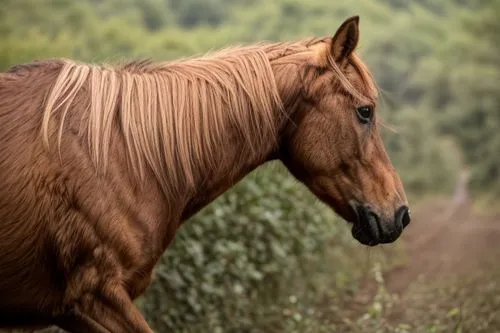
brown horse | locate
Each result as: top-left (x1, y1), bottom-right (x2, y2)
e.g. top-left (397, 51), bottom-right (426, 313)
top-left (0, 16), bottom-right (409, 333)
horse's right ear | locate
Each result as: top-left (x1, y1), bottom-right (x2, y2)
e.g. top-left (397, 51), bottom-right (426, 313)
top-left (331, 16), bottom-right (360, 63)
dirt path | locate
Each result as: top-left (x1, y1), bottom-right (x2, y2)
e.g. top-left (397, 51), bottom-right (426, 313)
top-left (374, 172), bottom-right (500, 326)
top-left (386, 195), bottom-right (500, 294)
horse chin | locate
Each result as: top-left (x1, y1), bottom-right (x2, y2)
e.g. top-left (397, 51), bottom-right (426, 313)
top-left (351, 223), bottom-right (379, 247)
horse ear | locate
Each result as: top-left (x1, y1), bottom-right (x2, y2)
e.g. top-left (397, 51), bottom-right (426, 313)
top-left (331, 16), bottom-right (360, 63)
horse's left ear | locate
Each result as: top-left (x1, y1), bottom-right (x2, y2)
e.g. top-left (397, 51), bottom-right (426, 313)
top-left (331, 16), bottom-right (360, 63)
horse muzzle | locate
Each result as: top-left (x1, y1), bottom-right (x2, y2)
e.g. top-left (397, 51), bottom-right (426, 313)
top-left (349, 202), bottom-right (411, 246)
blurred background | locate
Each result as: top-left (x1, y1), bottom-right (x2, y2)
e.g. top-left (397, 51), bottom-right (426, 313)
top-left (1, 0), bottom-right (499, 332)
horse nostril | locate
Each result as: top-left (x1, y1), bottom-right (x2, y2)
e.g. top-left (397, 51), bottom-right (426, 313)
top-left (396, 206), bottom-right (411, 228)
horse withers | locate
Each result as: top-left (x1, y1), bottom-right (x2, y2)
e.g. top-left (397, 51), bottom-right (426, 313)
top-left (0, 16), bottom-right (409, 333)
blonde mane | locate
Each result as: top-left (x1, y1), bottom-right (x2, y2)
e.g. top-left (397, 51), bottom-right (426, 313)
top-left (40, 37), bottom-right (374, 198)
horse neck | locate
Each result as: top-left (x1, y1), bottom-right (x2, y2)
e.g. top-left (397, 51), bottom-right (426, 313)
top-left (178, 119), bottom-right (281, 222)
top-left (179, 152), bottom-right (271, 221)
top-left (176, 62), bottom-right (303, 222)
top-left (106, 56), bottom-right (308, 259)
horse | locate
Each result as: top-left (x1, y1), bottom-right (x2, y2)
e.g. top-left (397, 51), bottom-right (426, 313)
top-left (0, 16), bottom-right (410, 333)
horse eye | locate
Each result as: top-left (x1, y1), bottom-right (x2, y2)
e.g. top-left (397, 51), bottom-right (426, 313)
top-left (356, 106), bottom-right (373, 124)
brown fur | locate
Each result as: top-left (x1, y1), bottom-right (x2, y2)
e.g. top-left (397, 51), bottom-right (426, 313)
top-left (0, 17), bottom-right (408, 332)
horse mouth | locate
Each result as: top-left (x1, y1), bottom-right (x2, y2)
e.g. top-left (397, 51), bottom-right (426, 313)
top-left (347, 201), bottom-right (404, 247)
top-left (351, 217), bottom-right (383, 247)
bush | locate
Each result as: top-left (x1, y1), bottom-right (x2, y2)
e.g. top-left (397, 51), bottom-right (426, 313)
top-left (139, 162), bottom-right (355, 333)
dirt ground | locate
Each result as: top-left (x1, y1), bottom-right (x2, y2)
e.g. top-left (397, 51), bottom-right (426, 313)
top-left (356, 172), bottom-right (500, 328)
top-left (385, 198), bottom-right (500, 294)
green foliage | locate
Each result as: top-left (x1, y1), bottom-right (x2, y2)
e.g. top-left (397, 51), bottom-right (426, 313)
top-left (428, 1), bottom-right (500, 200)
top-left (139, 164), bottom-right (401, 333)
top-left (140, 163), bottom-right (353, 332)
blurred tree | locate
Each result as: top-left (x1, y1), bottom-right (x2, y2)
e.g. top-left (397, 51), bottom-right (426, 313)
top-left (420, 0), bottom-right (500, 200)
top-left (169, 0), bottom-right (227, 28)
